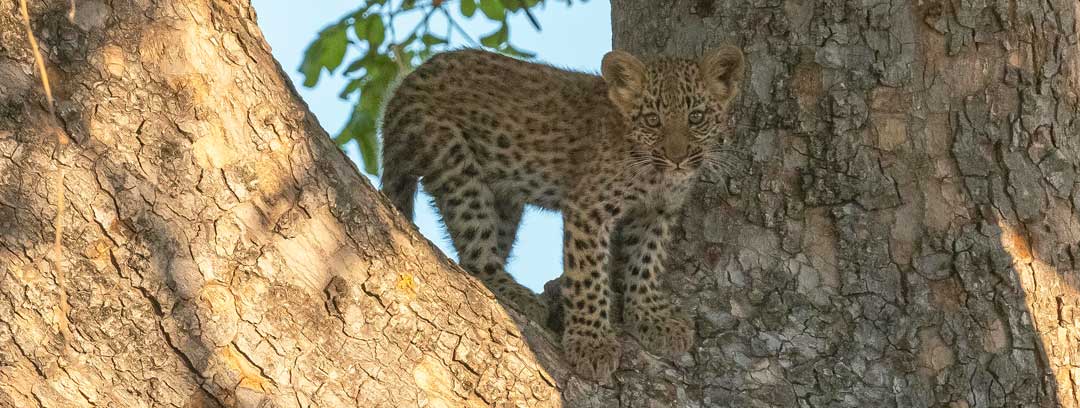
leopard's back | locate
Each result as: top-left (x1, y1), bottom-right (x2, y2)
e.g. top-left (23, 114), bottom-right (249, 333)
top-left (380, 49), bottom-right (621, 214)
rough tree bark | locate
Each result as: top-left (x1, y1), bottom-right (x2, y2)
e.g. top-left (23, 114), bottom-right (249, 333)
top-left (592, 0), bottom-right (1080, 406)
top-left (0, 0), bottom-right (572, 406)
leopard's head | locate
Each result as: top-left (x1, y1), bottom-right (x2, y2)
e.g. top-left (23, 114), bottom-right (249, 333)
top-left (601, 46), bottom-right (745, 181)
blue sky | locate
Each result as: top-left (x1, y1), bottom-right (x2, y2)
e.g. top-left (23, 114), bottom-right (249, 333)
top-left (251, 0), bottom-right (612, 291)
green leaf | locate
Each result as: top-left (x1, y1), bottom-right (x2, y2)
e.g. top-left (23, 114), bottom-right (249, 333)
top-left (399, 31), bottom-right (418, 48)
top-left (335, 127), bottom-right (356, 145)
top-left (320, 27), bottom-right (348, 72)
top-left (358, 79), bottom-right (389, 111)
top-left (479, 0), bottom-right (505, 20)
top-left (356, 125), bottom-right (380, 175)
top-left (479, 23), bottom-right (508, 48)
top-left (421, 33), bottom-right (448, 46)
top-left (366, 53), bottom-right (398, 83)
top-left (335, 109), bottom-right (363, 146)
top-left (352, 14), bottom-right (370, 42)
top-left (299, 23), bottom-right (349, 87)
top-left (460, 0), bottom-right (477, 17)
top-left (503, 43), bottom-right (536, 58)
top-left (343, 52), bottom-right (371, 74)
top-left (390, 45), bottom-right (418, 73)
top-left (337, 108), bottom-right (379, 175)
top-left (365, 15), bottom-right (386, 50)
top-left (298, 55), bottom-right (323, 87)
top-left (339, 78), bottom-right (362, 99)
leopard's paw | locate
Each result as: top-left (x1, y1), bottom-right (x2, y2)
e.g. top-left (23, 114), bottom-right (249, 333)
top-left (494, 284), bottom-right (549, 323)
top-left (563, 330), bottom-right (621, 382)
top-left (626, 313), bottom-right (694, 357)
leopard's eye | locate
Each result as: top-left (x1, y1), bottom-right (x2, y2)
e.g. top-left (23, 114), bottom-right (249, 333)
top-left (643, 113), bottom-right (661, 127)
top-left (688, 110), bottom-right (705, 125)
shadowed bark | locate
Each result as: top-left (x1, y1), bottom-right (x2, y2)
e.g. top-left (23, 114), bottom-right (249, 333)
top-left (566, 0), bottom-right (1080, 406)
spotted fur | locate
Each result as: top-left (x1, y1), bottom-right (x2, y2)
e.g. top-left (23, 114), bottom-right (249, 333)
top-left (380, 47), bottom-right (745, 381)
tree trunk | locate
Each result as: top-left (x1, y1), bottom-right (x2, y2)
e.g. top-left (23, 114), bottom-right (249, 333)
top-left (0, 1), bottom-right (570, 406)
top-left (602, 0), bottom-right (1080, 406)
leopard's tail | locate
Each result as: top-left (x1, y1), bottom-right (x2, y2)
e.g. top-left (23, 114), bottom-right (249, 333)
top-left (379, 74), bottom-right (421, 221)
top-left (380, 156), bottom-right (418, 221)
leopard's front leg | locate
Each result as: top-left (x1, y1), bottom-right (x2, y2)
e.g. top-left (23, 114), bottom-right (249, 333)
top-left (620, 205), bottom-right (694, 356)
top-left (560, 206), bottom-right (620, 381)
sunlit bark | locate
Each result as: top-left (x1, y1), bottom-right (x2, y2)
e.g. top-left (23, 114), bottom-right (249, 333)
top-left (0, 1), bottom-right (563, 406)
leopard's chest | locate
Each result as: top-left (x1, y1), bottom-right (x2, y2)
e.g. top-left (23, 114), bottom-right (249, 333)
top-left (604, 173), bottom-right (693, 213)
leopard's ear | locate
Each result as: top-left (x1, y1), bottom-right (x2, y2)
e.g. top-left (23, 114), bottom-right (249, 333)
top-left (700, 46), bottom-right (745, 105)
top-left (601, 50), bottom-right (647, 114)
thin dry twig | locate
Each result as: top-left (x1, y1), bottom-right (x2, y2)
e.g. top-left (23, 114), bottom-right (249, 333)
top-left (19, 0), bottom-right (73, 343)
top-left (19, 0), bottom-right (63, 133)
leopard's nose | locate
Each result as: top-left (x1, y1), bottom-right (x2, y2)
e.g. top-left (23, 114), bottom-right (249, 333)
top-left (664, 147), bottom-right (688, 164)
top-left (667, 151), bottom-right (688, 167)
top-left (662, 134), bottom-right (689, 164)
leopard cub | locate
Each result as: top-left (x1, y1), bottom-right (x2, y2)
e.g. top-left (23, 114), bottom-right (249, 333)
top-left (380, 47), bottom-right (744, 381)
